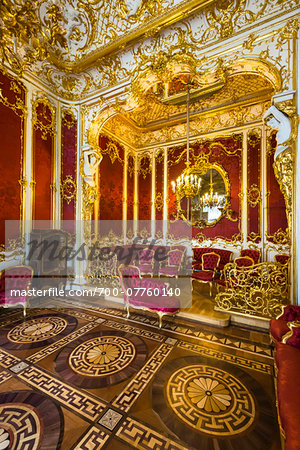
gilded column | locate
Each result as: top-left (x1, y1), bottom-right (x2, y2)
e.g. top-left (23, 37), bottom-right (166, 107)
top-left (123, 147), bottom-right (128, 243)
top-left (151, 150), bottom-right (156, 238)
top-left (163, 147), bottom-right (168, 242)
top-left (22, 83), bottom-right (34, 249)
top-left (74, 104), bottom-right (86, 286)
top-left (242, 130), bottom-right (248, 248)
top-left (133, 152), bottom-right (138, 235)
top-left (53, 101), bottom-right (61, 227)
top-left (261, 123), bottom-right (267, 261)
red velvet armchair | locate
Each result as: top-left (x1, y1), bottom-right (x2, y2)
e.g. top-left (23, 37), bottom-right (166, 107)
top-left (234, 256), bottom-right (254, 267)
top-left (0, 265), bottom-right (33, 317)
top-left (240, 249), bottom-right (261, 264)
top-left (193, 247), bottom-right (232, 272)
top-left (158, 249), bottom-right (185, 278)
top-left (138, 248), bottom-right (155, 276)
top-left (217, 256), bottom-right (254, 291)
top-left (118, 264), bottom-right (180, 328)
top-left (270, 305), bottom-right (300, 449)
top-left (275, 254), bottom-right (290, 265)
top-left (192, 252), bottom-right (220, 297)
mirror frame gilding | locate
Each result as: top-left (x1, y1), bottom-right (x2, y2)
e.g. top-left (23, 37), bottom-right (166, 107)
top-left (175, 155), bottom-right (231, 228)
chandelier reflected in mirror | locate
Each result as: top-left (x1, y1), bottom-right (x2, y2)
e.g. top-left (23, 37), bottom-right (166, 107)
top-left (198, 169), bottom-right (226, 209)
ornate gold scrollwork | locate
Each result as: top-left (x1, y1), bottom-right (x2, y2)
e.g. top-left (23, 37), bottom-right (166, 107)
top-left (61, 175), bottom-right (76, 204)
top-left (0, 76), bottom-right (27, 118)
top-left (264, 101), bottom-right (297, 234)
top-left (154, 192), bottom-right (164, 211)
top-left (247, 232), bottom-right (261, 243)
top-left (138, 154), bottom-right (151, 179)
top-left (18, 177), bottom-right (28, 191)
top-left (215, 261), bottom-right (289, 319)
top-left (32, 96), bottom-right (56, 139)
top-left (265, 227), bottom-right (290, 246)
top-left (62, 108), bottom-right (77, 129)
top-left (273, 147), bottom-right (293, 228)
top-left (174, 153), bottom-right (232, 228)
top-left (247, 184), bottom-right (261, 208)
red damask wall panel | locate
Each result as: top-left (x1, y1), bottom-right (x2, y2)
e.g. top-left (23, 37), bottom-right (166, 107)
top-left (33, 101), bottom-right (55, 221)
top-left (138, 156), bottom-right (151, 221)
top-left (266, 133), bottom-right (288, 239)
top-left (98, 135), bottom-right (124, 221)
top-left (168, 145), bottom-right (186, 220)
top-left (0, 71), bottom-right (25, 244)
top-left (192, 136), bottom-right (242, 241)
top-left (138, 155), bottom-right (151, 237)
top-left (247, 132), bottom-right (261, 242)
top-left (155, 151), bottom-right (164, 237)
top-left (127, 155), bottom-right (134, 221)
top-left (61, 112), bottom-right (77, 227)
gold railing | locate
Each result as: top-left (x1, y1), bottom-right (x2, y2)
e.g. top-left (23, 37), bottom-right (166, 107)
top-left (215, 261), bottom-right (289, 318)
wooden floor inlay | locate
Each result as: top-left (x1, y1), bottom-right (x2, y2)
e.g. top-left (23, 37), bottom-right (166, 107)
top-left (0, 390), bottom-right (63, 449)
top-left (0, 305), bottom-right (280, 449)
top-left (55, 330), bottom-right (148, 388)
top-left (0, 313), bottom-right (77, 349)
top-left (152, 355), bottom-right (276, 449)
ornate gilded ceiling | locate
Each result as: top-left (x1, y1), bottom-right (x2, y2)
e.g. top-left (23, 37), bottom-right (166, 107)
top-left (102, 73), bottom-right (274, 148)
top-left (125, 74), bottom-right (274, 128)
top-left (0, 0), bottom-right (298, 100)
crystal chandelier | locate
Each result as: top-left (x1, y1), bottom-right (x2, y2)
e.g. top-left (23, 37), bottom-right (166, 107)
top-left (199, 169), bottom-right (225, 208)
top-left (171, 75), bottom-right (202, 198)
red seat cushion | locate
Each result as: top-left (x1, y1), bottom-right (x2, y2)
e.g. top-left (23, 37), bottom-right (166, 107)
top-left (129, 296), bottom-right (180, 313)
top-left (270, 318), bottom-right (290, 342)
top-left (275, 342), bottom-right (300, 450)
top-left (192, 271), bottom-right (215, 282)
top-left (159, 267), bottom-right (179, 276)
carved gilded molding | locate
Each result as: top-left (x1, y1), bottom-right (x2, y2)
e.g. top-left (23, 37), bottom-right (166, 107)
top-left (32, 96), bottom-right (56, 138)
top-left (273, 146), bottom-right (293, 231)
top-left (215, 261), bottom-right (289, 318)
top-left (1, 1), bottom-right (297, 99)
top-left (247, 184), bottom-right (261, 208)
top-left (60, 175), bottom-right (76, 204)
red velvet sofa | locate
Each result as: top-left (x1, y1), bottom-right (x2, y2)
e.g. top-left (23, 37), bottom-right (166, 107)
top-left (270, 305), bottom-right (300, 450)
top-left (193, 247), bottom-right (233, 272)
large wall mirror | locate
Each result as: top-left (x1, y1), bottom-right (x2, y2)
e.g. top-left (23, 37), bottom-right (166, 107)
top-left (177, 162), bottom-right (230, 228)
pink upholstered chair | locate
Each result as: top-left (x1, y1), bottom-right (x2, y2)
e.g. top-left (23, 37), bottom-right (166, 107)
top-left (118, 264), bottom-right (180, 328)
top-left (138, 248), bottom-right (155, 276)
top-left (158, 249), bottom-right (185, 278)
top-left (192, 252), bottom-right (220, 297)
top-left (275, 254), bottom-right (290, 265)
top-left (0, 265), bottom-right (33, 317)
top-left (240, 249), bottom-right (261, 264)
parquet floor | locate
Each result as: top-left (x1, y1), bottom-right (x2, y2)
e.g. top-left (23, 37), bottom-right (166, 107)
top-left (0, 295), bottom-right (281, 450)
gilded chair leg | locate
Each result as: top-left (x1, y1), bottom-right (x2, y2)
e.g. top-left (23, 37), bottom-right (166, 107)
top-left (23, 305), bottom-right (26, 318)
top-left (126, 304), bottom-right (130, 319)
top-left (158, 312), bottom-right (163, 328)
top-left (209, 282), bottom-right (212, 297)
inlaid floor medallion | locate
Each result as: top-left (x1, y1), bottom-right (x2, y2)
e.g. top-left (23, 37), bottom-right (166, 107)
top-left (55, 330), bottom-right (148, 388)
top-left (166, 364), bottom-right (255, 436)
top-left (0, 391), bottom-right (63, 449)
top-left (0, 313), bottom-right (78, 349)
top-left (153, 356), bottom-right (276, 449)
